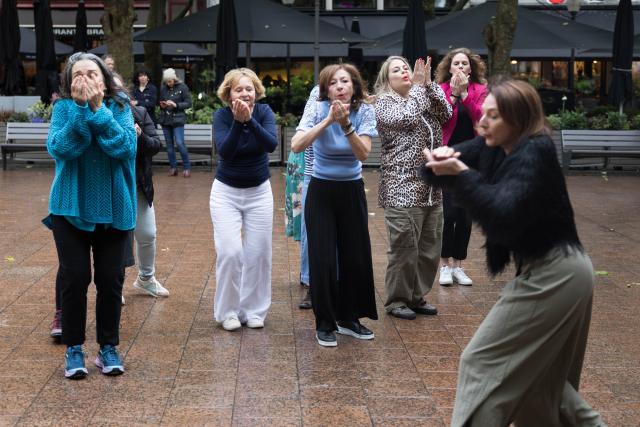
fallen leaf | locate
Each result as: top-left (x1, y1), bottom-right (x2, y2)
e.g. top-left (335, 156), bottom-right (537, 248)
top-left (364, 188), bottom-right (370, 193)
top-left (5, 256), bottom-right (15, 262)
top-left (161, 247), bottom-right (170, 252)
top-left (601, 171), bottom-right (608, 182)
top-left (368, 212), bottom-right (375, 216)
top-left (594, 271), bottom-right (608, 276)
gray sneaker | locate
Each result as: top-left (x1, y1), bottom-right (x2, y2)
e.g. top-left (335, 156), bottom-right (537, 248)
top-left (389, 306), bottom-right (417, 320)
top-left (133, 276), bottom-right (169, 297)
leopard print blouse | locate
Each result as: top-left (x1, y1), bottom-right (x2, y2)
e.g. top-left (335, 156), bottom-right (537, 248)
top-left (375, 83), bottom-right (452, 208)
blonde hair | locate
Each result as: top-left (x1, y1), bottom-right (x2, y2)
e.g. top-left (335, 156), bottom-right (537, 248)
top-left (435, 47), bottom-right (487, 85)
top-left (217, 68), bottom-right (266, 105)
top-left (374, 55), bottom-right (411, 96)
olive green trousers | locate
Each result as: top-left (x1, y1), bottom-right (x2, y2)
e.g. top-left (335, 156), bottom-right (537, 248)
top-left (452, 247), bottom-right (606, 427)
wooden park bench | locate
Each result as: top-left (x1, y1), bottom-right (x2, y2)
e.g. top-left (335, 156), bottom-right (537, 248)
top-left (561, 130), bottom-right (640, 173)
top-left (2, 122), bottom-right (216, 170)
top-left (2, 122), bottom-right (50, 170)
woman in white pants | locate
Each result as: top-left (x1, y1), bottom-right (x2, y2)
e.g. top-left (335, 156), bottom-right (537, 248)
top-left (210, 68), bottom-right (278, 331)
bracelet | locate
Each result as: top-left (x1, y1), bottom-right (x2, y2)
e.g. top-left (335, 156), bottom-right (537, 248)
top-left (451, 94), bottom-right (461, 99)
top-left (344, 127), bottom-right (356, 137)
top-left (341, 121), bottom-right (352, 132)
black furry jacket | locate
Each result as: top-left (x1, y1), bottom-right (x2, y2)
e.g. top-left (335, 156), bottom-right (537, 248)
top-left (420, 134), bottom-right (582, 275)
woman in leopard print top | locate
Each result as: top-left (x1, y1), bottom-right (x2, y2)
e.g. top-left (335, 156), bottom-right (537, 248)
top-left (373, 56), bottom-right (451, 320)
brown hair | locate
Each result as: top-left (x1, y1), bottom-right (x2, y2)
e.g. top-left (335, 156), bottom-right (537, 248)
top-left (318, 63), bottom-right (368, 111)
top-left (216, 68), bottom-right (266, 105)
top-left (490, 79), bottom-right (550, 140)
top-left (435, 47), bottom-right (487, 85)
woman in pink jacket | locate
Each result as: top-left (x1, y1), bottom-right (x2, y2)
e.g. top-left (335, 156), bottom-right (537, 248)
top-left (435, 48), bottom-right (487, 287)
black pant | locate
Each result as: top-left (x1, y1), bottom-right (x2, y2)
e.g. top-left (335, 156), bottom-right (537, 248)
top-left (51, 215), bottom-right (128, 347)
top-left (441, 191), bottom-right (472, 260)
top-left (305, 177), bottom-right (378, 332)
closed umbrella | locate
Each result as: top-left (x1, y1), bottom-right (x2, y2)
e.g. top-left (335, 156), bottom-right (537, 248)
top-left (0, 0), bottom-right (26, 95)
top-left (33, 0), bottom-right (59, 103)
top-left (73, 0), bottom-right (88, 52)
top-left (348, 17), bottom-right (363, 67)
top-left (215, 0), bottom-right (238, 86)
top-left (402, 0), bottom-right (427, 65)
top-left (608, 0), bottom-right (634, 112)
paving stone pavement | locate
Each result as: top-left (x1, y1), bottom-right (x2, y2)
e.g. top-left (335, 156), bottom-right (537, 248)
top-left (0, 166), bottom-right (638, 426)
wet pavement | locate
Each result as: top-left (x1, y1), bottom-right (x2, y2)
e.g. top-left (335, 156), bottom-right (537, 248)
top-left (0, 166), bottom-right (638, 426)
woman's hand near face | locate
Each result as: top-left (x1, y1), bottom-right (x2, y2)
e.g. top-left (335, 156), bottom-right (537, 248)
top-left (86, 77), bottom-right (104, 112)
top-left (330, 101), bottom-right (351, 127)
top-left (424, 56), bottom-right (432, 85)
top-left (412, 58), bottom-right (426, 86)
top-left (71, 76), bottom-right (88, 105)
top-left (231, 99), bottom-right (251, 123)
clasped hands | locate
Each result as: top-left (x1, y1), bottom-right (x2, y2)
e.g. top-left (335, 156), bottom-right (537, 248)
top-left (423, 146), bottom-right (469, 176)
top-left (231, 99), bottom-right (252, 123)
top-left (411, 57), bottom-right (432, 86)
top-left (450, 70), bottom-right (469, 98)
top-left (324, 101), bottom-right (351, 129)
top-left (71, 75), bottom-right (104, 112)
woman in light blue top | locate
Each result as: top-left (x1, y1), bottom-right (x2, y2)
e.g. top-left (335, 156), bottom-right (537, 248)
top-left (291, 63), bottom-right (378, 347)
top-left (47, 52), bottom-right (137, 379)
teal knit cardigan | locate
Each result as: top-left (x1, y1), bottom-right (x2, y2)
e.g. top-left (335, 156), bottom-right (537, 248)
top-left (47, 98), bottom-right (138, 231)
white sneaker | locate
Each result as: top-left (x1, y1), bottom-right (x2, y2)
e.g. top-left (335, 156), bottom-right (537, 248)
top-left (452, 267), bottom-right (473, 286)
top-left (121, 295), bottom-right (126, 305)
top-left (439, 265), bottom-right (453, 286)
top-left (222, 315), bottom-right (241, 331)
top-left (133, 276), bottom-right (170, 297)
top-left (246, 318), bottom-right (264, 329)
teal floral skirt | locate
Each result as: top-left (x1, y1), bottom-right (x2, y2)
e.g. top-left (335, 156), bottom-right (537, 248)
top-left (285, 150), bottom-right (305, 241)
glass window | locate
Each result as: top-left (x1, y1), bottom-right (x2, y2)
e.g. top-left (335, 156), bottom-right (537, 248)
top-left (333, 0), bottom-right (376, 9)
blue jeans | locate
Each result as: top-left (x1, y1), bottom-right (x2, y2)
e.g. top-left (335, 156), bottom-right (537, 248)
top-left (134, 192), bottom-right (157, 278)
top-left (299, 175), bottom-right (311, 285)
top-left (162, 125), bottom-right (190, 170)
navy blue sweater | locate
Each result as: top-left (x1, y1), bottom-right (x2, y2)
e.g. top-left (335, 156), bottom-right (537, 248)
top-left (213, 103), bottom-right (278, 188)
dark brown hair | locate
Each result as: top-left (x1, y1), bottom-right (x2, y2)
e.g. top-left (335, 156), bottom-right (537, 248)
top-left (435, 47), bottom-right (487, 85)
top-left (318, 63), bottom-right (368, 111)
top-left (490, 79), bottom-right (550, 140)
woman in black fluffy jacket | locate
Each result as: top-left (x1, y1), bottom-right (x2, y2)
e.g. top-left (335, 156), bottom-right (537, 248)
top-left (421, 80), bottom-right (606, 427)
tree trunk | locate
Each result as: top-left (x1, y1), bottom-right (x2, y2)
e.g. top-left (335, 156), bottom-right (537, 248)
top-left (101, 0), bottom-right (136, 83)
top-left (483, 0), bottom-right (517, 77)
top-left (144, 0), bottom-right (166, 87)
top-left (423, 0), bottom-right (435, 20)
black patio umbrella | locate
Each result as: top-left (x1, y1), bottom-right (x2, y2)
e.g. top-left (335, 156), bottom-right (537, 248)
top-left (73, 0), bottom-right (88, 52)
top-left (348, 17), bottom-right (364, 67)
top-left (608, 0), bottom-right (634, 111)
top-left (358, 1), bottom-right (612, 58)
top-left (134, 0), bottom-right (371, 45)
top-left (402, 0), bottom-right (427, 65)
top-left (215, 0), bottom-right (238, 86)
top-left (19, 28), bottom-right (73, 59)
top-left (89, 31), bottom-right (211, 61)
top-left (33, 0), bottom-right (59, 103)
top-left (0, 0), bottom-right (26, 95)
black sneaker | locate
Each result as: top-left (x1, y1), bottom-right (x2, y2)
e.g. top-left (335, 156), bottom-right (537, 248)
top-left (412, 301), bottom-right (438, 316)
top-left (298, 288), bottom-right (312, 309)
top-left (316, 330), bottom-right (337, 347)
top-left (336, 321), bottom-right (374, 340)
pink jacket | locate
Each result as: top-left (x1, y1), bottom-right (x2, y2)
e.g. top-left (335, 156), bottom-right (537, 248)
top-left (439, 81), bottom-right (487, 146)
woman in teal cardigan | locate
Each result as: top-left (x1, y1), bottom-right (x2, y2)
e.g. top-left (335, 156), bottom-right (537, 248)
top-left (47, 52), bottom-right (137, 379)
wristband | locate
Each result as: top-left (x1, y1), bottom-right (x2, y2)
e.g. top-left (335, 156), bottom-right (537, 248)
top-left (341, 121), bottom-right (352, 131)
top-left (344, 127), bottom-right (356, 137)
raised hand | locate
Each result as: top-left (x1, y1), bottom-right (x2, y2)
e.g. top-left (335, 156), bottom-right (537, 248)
top-left (412, 58), bottom-right (426, 86)
top-left (71, 75), bottom-right (88, 105)
top-left (232, 99), bottom-right (251, 123)
top-left (86, 77), bottom-right (104, 112)
top-left (424, 56), bottom-right (432, 85)
top-left (423, 148), bottom-right (466, 176)
top-left (330, 101), bottom-right (350, 127)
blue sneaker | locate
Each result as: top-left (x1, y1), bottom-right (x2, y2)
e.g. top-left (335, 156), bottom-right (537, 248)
top-left (95, 345), bottom-right (124, 376)
top-left (64, 345), bottom-right (88, 379)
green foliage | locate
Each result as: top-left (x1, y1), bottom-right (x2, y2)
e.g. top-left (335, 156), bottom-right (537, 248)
top-left (27, 101), bottom-right (53, 122)
top-left (7, 112), bottom-right (29, 122)
top-left (629, 114), bottom-right (640, 130)
top-left (546, 110), bottom-right (588, 130)
top-left (186, 92), bottom-right (223, 124)
top-left (575, 79), bottom-right (595, 96)
top-left (264, 71), bottom-right (314, 120)
top-left (188, 106), bottom-right (214, 124)
top-left (589, 112), bottom-right (629, 130)
top-left (274, 112), bottom-right (300, 127)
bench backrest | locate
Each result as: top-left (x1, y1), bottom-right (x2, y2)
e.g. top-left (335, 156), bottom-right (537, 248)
top-left (561, 130), bottom-right (640, 150)
top-left (5, 122), bottom-right (51, 143)
top-left (157, 124), bottom-right (212, 147)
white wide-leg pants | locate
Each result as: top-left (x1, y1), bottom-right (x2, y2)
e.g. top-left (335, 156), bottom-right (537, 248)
top-left (210, 179), bottom-right (273, 323)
